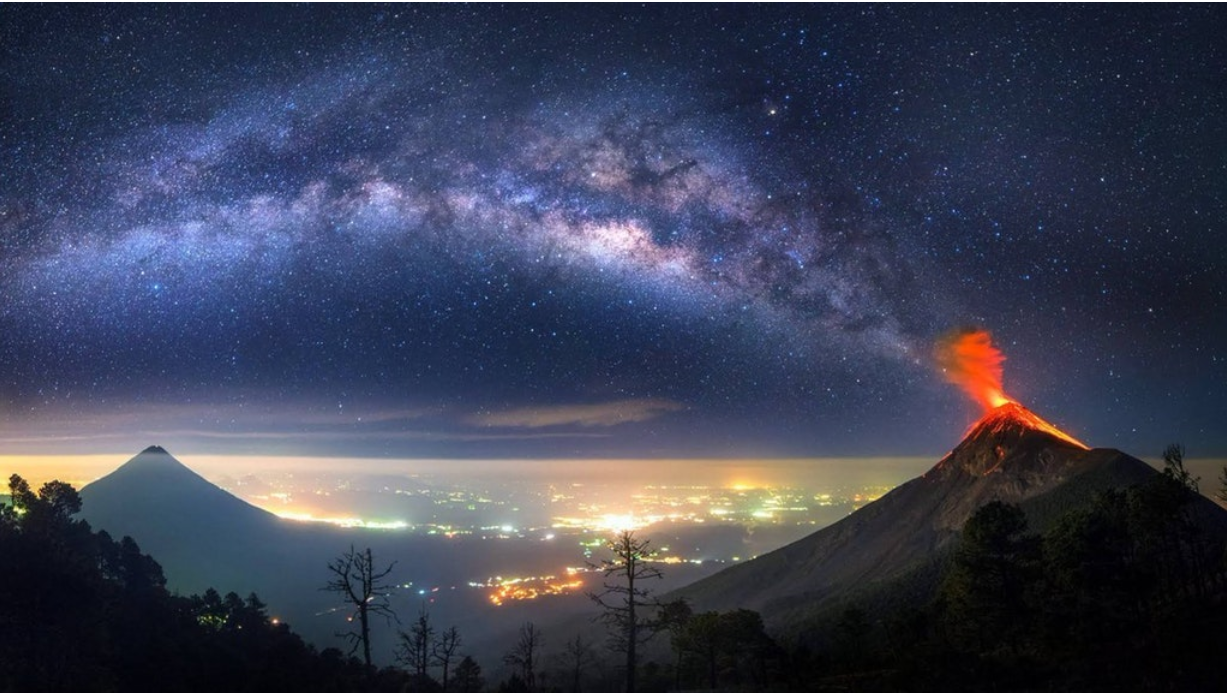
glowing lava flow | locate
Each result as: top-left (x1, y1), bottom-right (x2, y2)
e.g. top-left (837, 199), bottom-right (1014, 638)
top-left (966, 401), bottom-right (1089, 450)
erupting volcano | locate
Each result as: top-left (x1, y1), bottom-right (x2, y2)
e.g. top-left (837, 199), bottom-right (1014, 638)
top-left (936, 327), bottom-right (1087, 452)
top-left (677, 327), bottom-right (1153, 630)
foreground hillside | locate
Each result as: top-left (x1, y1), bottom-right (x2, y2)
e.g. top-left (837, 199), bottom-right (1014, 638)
top-left (806, 461), bottom-right (1227, 691)
top-left (676, 404), bottom-right (1227, 637)
top-left (0, 474), bottom-right (396, 691)
top-left (6, 440), bottom-right (1227, 690)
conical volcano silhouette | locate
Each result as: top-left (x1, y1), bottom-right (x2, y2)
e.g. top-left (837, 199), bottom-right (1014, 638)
top-left (80, 446), bottom-right (283, 594)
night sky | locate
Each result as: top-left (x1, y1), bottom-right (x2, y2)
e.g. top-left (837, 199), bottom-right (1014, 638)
top-left (3, 5), bottom-right (1225, 460)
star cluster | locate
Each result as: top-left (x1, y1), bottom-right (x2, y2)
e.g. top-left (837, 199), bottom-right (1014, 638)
top-left (2, 5), bottom-right (1225, 458)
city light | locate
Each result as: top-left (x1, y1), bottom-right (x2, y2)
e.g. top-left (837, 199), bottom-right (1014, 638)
top-left (473, 571), bottom-right (589, 606)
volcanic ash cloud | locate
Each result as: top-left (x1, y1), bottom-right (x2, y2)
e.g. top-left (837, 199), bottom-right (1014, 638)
top-left (934, 327), bottom-right (1012, 412)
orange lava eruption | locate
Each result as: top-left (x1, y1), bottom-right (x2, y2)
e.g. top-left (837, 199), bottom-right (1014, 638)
top-left (935, 326), bottom-right (1088, 450)
top-left (935, 327), bottom-right (1014, 412)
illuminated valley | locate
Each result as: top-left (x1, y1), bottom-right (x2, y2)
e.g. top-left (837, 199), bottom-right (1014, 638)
top-left (220, 468), bottom-right (899, 606)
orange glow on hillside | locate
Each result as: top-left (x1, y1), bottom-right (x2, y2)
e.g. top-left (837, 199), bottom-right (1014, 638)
top-left (966, 402), bottom-right (1089, 450)
top-left (935, 328), bottom-right (1014, 412)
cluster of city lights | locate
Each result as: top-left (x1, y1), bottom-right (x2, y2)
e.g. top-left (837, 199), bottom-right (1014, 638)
top-left (471, 568), bottom-right (589, 606)
top-left (272, 511), bottom-right (410, 530)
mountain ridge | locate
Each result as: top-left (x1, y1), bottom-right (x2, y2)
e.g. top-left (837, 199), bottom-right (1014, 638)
top-left (674, 403), bottom-right (1162, 621)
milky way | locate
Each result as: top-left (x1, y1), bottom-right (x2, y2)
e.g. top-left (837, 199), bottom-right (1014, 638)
top-left (3, 5), bottom-right (1225, 457)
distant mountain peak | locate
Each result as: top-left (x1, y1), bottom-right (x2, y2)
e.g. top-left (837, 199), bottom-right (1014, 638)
top-left (83, 445), bottom-right (276, 522)
top-left (112, 445), bottom-right (201, 477)
top-left (79, 446), bottom-right (284, 596)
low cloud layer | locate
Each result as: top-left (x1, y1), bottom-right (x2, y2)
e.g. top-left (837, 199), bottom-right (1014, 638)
top-left (471, 399), bottom-right (685, 429)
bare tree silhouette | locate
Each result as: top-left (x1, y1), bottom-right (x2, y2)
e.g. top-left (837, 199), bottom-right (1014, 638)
top-left (323, 545), bottom-right (397, 667)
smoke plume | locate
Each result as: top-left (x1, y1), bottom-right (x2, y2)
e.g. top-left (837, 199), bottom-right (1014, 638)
top-left (935, 327), bottom-right (1012, 411)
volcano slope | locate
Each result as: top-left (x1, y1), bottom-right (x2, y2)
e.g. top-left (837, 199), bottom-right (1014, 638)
top-left (674, 402), bottom-right (1226, 634)
top-left (78, 445), bottom-right (302, 596)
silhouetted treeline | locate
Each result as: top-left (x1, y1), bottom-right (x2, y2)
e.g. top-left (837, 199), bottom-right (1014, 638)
top-left (7, 458), bottom-right (1227, 692)
top-left (0, 475), bottom-right (404, 692)
top-left (781, 454), bottom-right (1227, 692)
top-left (575, 452), bottom-right (1227, 692)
